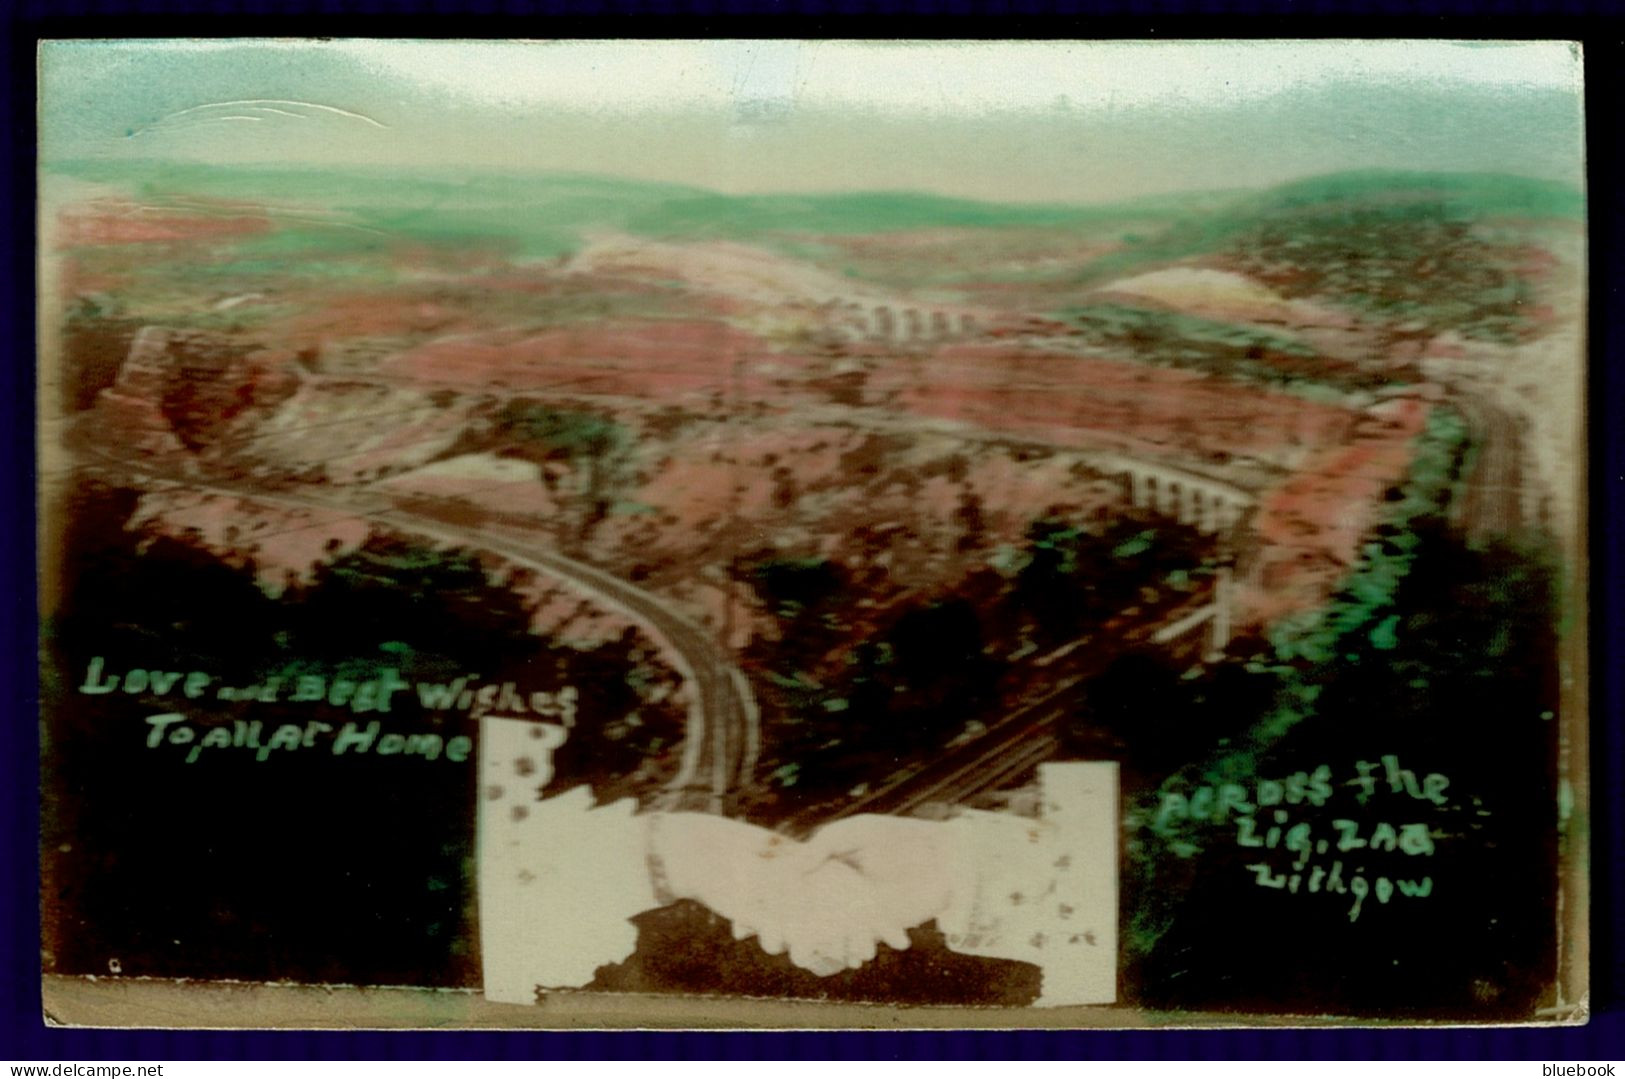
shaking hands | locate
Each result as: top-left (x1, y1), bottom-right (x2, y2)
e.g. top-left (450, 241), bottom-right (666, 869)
top-left (649, 812), bottom-right (957, 976)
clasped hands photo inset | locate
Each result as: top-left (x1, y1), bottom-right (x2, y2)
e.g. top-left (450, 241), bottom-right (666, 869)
top-left (35, 38), bottom-right (1587, 1029)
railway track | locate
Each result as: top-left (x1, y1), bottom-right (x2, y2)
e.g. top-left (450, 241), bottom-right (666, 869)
top-left (784, 591), bottom-right (1216, 833)
top-left (68, 440), bottom-right (759, 814)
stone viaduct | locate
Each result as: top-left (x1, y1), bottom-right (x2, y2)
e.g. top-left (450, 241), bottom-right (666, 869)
top-left (825, 299), bottom-right (982, 344)
top-left (1088, 453), bottom-right (1254, 535)
top-left (1087, 453), bottom-right (1255, 658)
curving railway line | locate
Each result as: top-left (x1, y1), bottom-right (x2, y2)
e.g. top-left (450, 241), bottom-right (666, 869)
top-left (69, 438), bottom-right (759, 814)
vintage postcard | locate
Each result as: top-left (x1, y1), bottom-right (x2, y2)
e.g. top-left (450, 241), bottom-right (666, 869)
top-left (36, 40), bottom-right (1588, 1028)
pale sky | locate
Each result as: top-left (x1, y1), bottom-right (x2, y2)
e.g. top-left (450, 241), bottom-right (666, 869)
top-left (40, 40), bottom-right (1586, 203)
top-left (331, 39), bottom-right (1581, 113)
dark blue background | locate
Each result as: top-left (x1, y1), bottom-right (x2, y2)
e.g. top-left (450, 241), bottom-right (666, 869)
top-left (5, 1), bottom-right (1623, 1060)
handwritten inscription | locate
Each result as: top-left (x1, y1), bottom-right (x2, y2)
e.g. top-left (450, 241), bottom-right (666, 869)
top-left (79, 656), bottom-right (579, 720)
top-left (142, 713), bottom-right (474, 764)
top-left (78, 656), bottom-right (577, 765)
top-left (1156, 756), bottom-right (1448, 922)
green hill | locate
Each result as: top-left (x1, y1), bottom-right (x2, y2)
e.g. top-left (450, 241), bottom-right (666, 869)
top-left (45, 158), bottom-right (1205, 254)
top-left (1242, 169), bottom-right (1584, 221)
top-left (1074, 170), bottom-right (1583, 286)
top-left (46, 159), bottom-right (1583, 262)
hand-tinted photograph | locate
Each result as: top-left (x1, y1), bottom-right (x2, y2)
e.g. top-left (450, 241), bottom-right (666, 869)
top-left (36, 39), bottom-right (1588, 1028)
